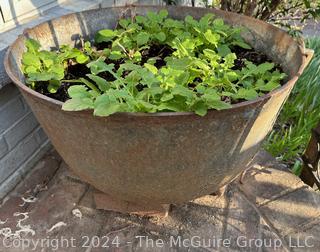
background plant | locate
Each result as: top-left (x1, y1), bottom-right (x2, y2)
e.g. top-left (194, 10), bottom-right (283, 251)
top-left (168, 0), bottom-right (319, 36)
top-left (265, 37), bottom-right (320, 175)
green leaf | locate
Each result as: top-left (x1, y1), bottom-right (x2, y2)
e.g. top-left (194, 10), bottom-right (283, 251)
top-left (135, 100), bottom-right (157, 112)
top-left (225, 71), bottom-right (239, 82)
top-left (25, 39), bottom-right (41, 53)
top-left (67, 85), bottom-right (91, 98)
top-left (192, 100), bottom-right (207, 116)
top-left (89, 90), bottom-right (100, 98)
top-left (119, 19), bottom-right (129, 28)
top-left (84, 41), bottom-right (92, 54)
top-left (164, 19), bottom-right (184, 29)
top-left (185, 15), bottom-right (197, 26)
top-left (224, 53), bottom-right (237, 68)
top-left (171, 38), bottom-right (189, 57)
top-left (203, 49), bottom-right (219, 61)
top-left (78, 78), bottom-right (100, 93)
top-left (48, 80), bottom-right (60, 93)
top-left (136, 32), bottom-right (150, 46)
top-left (146, 11), bottom-right (159, 22)
top-left (234, 88), bottom-right (259, 100)
top-left (87, 74), bottom-right (109, 92)
top-left (124, 70), bottom-right (141, 85)
top-left (75, 54), bottom-right (89, 64)
top-left (42, 59), bottom-right (54, 68)
top-left (270, 71), bottom-right (287, 81)
top-left (206, 100), bottom-right (232, 110)
top-left (202, 89), bottom-right (220, 101)
top-left (158, 9), bottom-right (168, 19)
top-left (217, 45), bottom-right (232, 57)
top-left (166, 57), bottom-right (192, 70)
top-left (62, 97), bottom-right (94, 111)
top-left (22, 52), bottom-right (41, 68)
top-left (175, 72), bottom-right (190, 86)
top-left (144, 63), bottom-right (158, 75)
top-left (141, 87), bottom-right (163, 97)
top-left (135, 15), bottom-right (147, 24)
top-left (232, 40), bottom-right (252, 49)
top-left (196, 85), bottom-right (206, 94)
top-left (118, 63), bottom-right (141, 75)
top-left (172, 86), bottom-right (194, 100)
top-left (108, 89), bottom-right (132, 100)
top-left (193, 59), bottom-right (211, 72)
top-left (139, 69), bottom-right (159, 87)
top-left (95, 103), bottom-right (121, 117)
top-left (132, 51), bottom-right (142, 62)
top-left (204, 30), bottom-right (220, 47)
top-left (181, 39), bottom-right (196, 51)
top-left (292, 160), bottom-right (302, 176)
top-left (24, 66), bottom-right (38, 74)
top-left (94, 95), bottom-right (120, 116)
top-left (155, 32), bottom-right (166, 42)
top-left (199, 14), bottom-right (214, 29)
top-left (28, 72), bottom-right (55, 81)
top-left (109, 50), bottom-right (124, 60)
top-left (256, 81), bottom-right (280, 92)
top-left (95, 29), bottom-right (118, 43)
top-left (256, 62), bottom-right (275, 74)
top-left (51, 64), bottom-right (65, 80)
top-left (87, 59), bottom-right (114, 75)
top-left (212, 19), bottom-right (226, 34)
top-left (157, 99), bottom-right (188, 112)
top-left (161, 93), bottom-right (174, 102)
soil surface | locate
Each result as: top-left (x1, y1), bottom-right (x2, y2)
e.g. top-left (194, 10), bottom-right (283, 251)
top-left (38, 43), bottom-right (281, 102)
top-left (233, 46), bottom-right (269, 69)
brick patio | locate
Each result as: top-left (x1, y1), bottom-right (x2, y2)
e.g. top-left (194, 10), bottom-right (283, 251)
top-left (0, 149), bottom-right (319, 251)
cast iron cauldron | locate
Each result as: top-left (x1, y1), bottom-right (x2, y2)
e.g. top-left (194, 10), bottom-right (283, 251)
top-left (4, 5), bottom-right (313, 206)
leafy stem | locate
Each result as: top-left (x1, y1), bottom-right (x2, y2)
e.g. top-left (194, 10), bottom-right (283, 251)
top-left (62, 79), bottom-right (100, 93)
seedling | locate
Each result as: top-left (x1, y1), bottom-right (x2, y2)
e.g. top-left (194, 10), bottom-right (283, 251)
top-left (22, 10), bottom-right (286, 116)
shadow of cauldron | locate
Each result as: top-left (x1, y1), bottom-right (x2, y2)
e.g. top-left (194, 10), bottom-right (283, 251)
top-left (4, 5), bottom-right (313, 210)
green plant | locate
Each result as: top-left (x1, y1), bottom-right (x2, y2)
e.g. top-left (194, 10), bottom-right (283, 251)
top-left (211, 0), bottom-right (319, 20)
top-left (22, 39), bottom-right (90, 93)
top-left (265, 37), bottom-right (320, 175)
top-left (176, 0), bottom-right (320, 36)
top-left (22, 10), bottom-right (286, 117)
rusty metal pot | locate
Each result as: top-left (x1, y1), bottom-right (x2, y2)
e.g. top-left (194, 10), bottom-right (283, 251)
top-left (4, 5), bottom-right (312, 206)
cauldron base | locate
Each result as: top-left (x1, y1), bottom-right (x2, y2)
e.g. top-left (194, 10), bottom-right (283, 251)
top-left (93, 185), bottom-right (228, 217)
top-left (93, 191), bottom-right (171, 217)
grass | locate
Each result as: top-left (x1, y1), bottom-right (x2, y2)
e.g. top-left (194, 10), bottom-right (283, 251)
top-left (264, 37), bottom-right (320, 175)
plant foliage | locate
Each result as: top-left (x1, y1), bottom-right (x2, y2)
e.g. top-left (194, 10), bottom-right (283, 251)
top-left (265, 38), bottom-right (320, 175)
top-left (22, 10), bottom-right (286, 116)
top-left (178, 0), bottom-right (320, 36)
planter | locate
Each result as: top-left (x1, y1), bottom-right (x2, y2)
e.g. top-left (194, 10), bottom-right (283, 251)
top-left (4, 6), bottom-right (312, 207)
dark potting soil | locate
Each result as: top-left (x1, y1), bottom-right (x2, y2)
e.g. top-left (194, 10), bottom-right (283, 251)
top-left (42, 44), bottom-right (282, 102)
top-left (232, 46), bottom-right (270, 69)
top-left (38, 62), bottom-right (91, 101)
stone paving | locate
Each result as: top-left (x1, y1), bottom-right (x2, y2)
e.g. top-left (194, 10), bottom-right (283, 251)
top-left (0, 149), bottom-right (319, 252)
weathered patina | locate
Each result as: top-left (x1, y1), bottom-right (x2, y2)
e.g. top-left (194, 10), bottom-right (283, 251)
top-left (4, 5), bottom-right (313, 207)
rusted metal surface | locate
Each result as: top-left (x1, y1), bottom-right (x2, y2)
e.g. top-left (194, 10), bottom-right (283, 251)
top-left (4, 5), bottom-right (313, 206)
